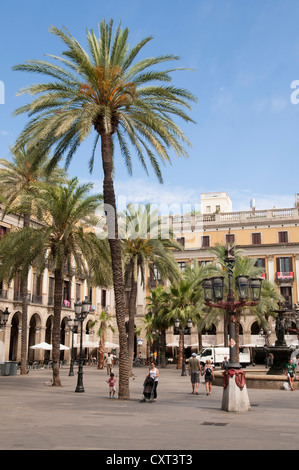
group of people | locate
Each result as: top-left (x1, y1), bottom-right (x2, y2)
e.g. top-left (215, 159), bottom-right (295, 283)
top-left (105, 351), bottom-right (298, 399)
top-left (106, 361), bottom-right (159, 399)
top-left (188, 352), bottom-right (216, 395)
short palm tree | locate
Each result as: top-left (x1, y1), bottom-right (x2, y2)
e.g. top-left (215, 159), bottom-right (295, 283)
top-left (162, 279), bottom-right (202, 369)
top-left (0, 178), bottom-right (111, 386)
top-left (147, 284), bottom-right (172, 367)
top-left (90, 309), bottom-right (115, 369)
top-left (182, 259), bottom-right (219, 350)
top-left (0, 145), bottom-right (65, 374)
top-left (136, 312), bottom-right (158, 363)
top-left (13, 19), bottom-right (196, 398)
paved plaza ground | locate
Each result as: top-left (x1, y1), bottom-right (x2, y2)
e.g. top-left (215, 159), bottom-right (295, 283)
top-left (0, 364), bottom-right (298, 452)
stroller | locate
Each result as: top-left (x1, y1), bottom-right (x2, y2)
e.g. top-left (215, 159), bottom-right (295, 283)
top-left (140, 376), bottom-right (155, 403)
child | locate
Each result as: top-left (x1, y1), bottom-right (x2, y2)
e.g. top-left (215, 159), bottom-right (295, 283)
top-left (106, 372), bottom-right (117, 398)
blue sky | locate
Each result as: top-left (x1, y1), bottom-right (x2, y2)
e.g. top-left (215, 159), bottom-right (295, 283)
top-left (1, 0), bottom-right (299, 212)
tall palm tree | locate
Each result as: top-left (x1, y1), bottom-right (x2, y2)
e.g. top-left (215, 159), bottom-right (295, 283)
top-left (0, 178), bottom-right (111, 386)
top-left (0, 145), bottom-right (65, 374)
top-left (12, 20), bottom-right (196, 398)
top-left (120, 203), bottom-right (182, 373)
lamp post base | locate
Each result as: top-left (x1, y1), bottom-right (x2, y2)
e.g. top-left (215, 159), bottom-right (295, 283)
top-left (75, 367), bottom-right (85, 393)
top-left (222, 372), bottom-right (250, 412)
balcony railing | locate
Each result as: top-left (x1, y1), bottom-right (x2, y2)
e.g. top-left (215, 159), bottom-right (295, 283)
top-left (31, 294), bottom-right (43, 304)
top-left (172, 207), bottom-right (299, 230)
top-left (276, 271), bottom-right (294, 281)
top-left (0, 289), bottom-right (7, 299)
top-left (13, 293), bottom-right (31, 302)
top-left (48, 297), bottom-right (72, 308)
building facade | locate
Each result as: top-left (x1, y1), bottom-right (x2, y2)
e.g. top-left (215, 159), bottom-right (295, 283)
top-left (1, 193), bottom-right (299, 365)
top-left (167, 200), bottom-right (299, 349)
top-left (0, 210), bottom-right (115, 365)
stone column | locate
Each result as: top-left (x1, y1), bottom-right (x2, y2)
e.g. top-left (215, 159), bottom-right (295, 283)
top-left (267, 255), bottom-right (275, 284)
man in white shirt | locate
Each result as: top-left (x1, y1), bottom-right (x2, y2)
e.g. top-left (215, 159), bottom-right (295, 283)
top-left (105, 353), bottom-right (113, 375)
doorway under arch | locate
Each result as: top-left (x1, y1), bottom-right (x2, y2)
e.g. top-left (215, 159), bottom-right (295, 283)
top-left (9, 311), bottom-right (21, 361)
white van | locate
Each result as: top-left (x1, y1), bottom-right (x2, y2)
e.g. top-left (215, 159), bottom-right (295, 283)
top-left (197, 347), bottom-right (251, 367)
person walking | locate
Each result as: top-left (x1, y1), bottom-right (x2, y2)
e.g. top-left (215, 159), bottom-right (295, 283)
top-left (106, 372), bottom-right (117, 398)
top-left (146, 362), bottom-right (159, 401)
top-left (105, 352), bottom-right (113, 375)
top-left (285, 358), bottom-right (296, 391)
top-left (188, 353), bottom-right (201, 395)
top-left (221, 356), bottom-right (229, 370)
top-left (202, 359), bottom-right (215, 395)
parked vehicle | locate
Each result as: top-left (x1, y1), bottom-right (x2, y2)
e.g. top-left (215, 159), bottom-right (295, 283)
top-left (197, 347), bottom-right (251, 367)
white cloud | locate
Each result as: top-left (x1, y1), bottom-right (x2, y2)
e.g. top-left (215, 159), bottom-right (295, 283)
top-left (229, 189), bottom-right (295, 212)
top-left (114, 179), bottom-right (202, 215)
top-left (78, 176), bottom-right (295, 215)
top-left (271, 97), bottom-right (287, 113)
top-left (210, 88), bottom-right (234, 114)
top-left (0, 130), bottom-right (13, 136)
top-left (252, 97), bottom-right (288, 114)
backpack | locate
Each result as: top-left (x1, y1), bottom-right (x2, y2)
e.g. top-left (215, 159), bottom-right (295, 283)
top-left (205, 367), bottom-right (212, 376)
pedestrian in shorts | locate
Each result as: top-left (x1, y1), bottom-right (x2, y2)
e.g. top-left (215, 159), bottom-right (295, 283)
top-left (188, 353), bottom-right (202, 395)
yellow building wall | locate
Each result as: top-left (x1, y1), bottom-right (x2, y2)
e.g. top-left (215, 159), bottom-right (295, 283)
top-left (177, 225), bottom-right (299, 248)
top-left (175, 225), bottom-right (299, 306)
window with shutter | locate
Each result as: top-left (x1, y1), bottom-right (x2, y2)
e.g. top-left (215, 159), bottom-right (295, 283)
top-left (176, 237), bottom-right (185, 246)
top-left (280, 286), bottom-right (292, 309)
top-left (178, 262), bottom-right (186, 271)
top-left (255, 258), bottom-right (265, 268)
top-left (101, 289), bottom-right (107, 307)
top-left (252, 233), bottom-right (261, 245)
top-left (278, 231), bottom-right (288, 243)
top-left (276, 257), bottom-right (293, 280)
top-left (201, 235), bottom-right (210, 247)
top-left (225, 234), bottom-right (235, 244)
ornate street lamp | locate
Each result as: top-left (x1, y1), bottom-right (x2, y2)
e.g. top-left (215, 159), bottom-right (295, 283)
top-left (74, 297), bottom-right (91, 393)
top-left (203, 271), bottom-right (262, 369)
top-left (0, 307), bottom-right (10, 329)
top-left (235, 275), bottom-right (249, 301)
top-left (212, 276), bottom-right (225, 301)
top-left (202, 278), bottom-right (213, 302)
top-left (202, 243), bottom-right (262, 412)
top-left (174, 318), bottom-right (192, 376)
top-left (67, 315), bottom-right (79, 377)
top-left (249, 278), bottom-right (262, 302)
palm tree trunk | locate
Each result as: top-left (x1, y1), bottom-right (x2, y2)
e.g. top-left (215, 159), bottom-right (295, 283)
top-left (98, 323), bottom-right (107, 369)
top-left (160, 329), bottom-right (167, 368)
top-left (177, 331), bottom-right (183, 369)
top-left (101, 133), bottom-right (130, 400)
top-left (146, 337), bottom-right (151, 362)
top-left (52, 268), bottom-right (63, 386)
top-left (20, 213), bottom-right (30, 375)
top-left (128, 267), bottom-right (137, 377)
top-left (20, 275), bottom-right (28, 375)
top-left (197, 325), bottom-right (202, 352)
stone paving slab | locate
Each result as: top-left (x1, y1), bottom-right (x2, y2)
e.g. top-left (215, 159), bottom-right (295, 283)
top-left (0, 364), bottom-right (298, 451)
